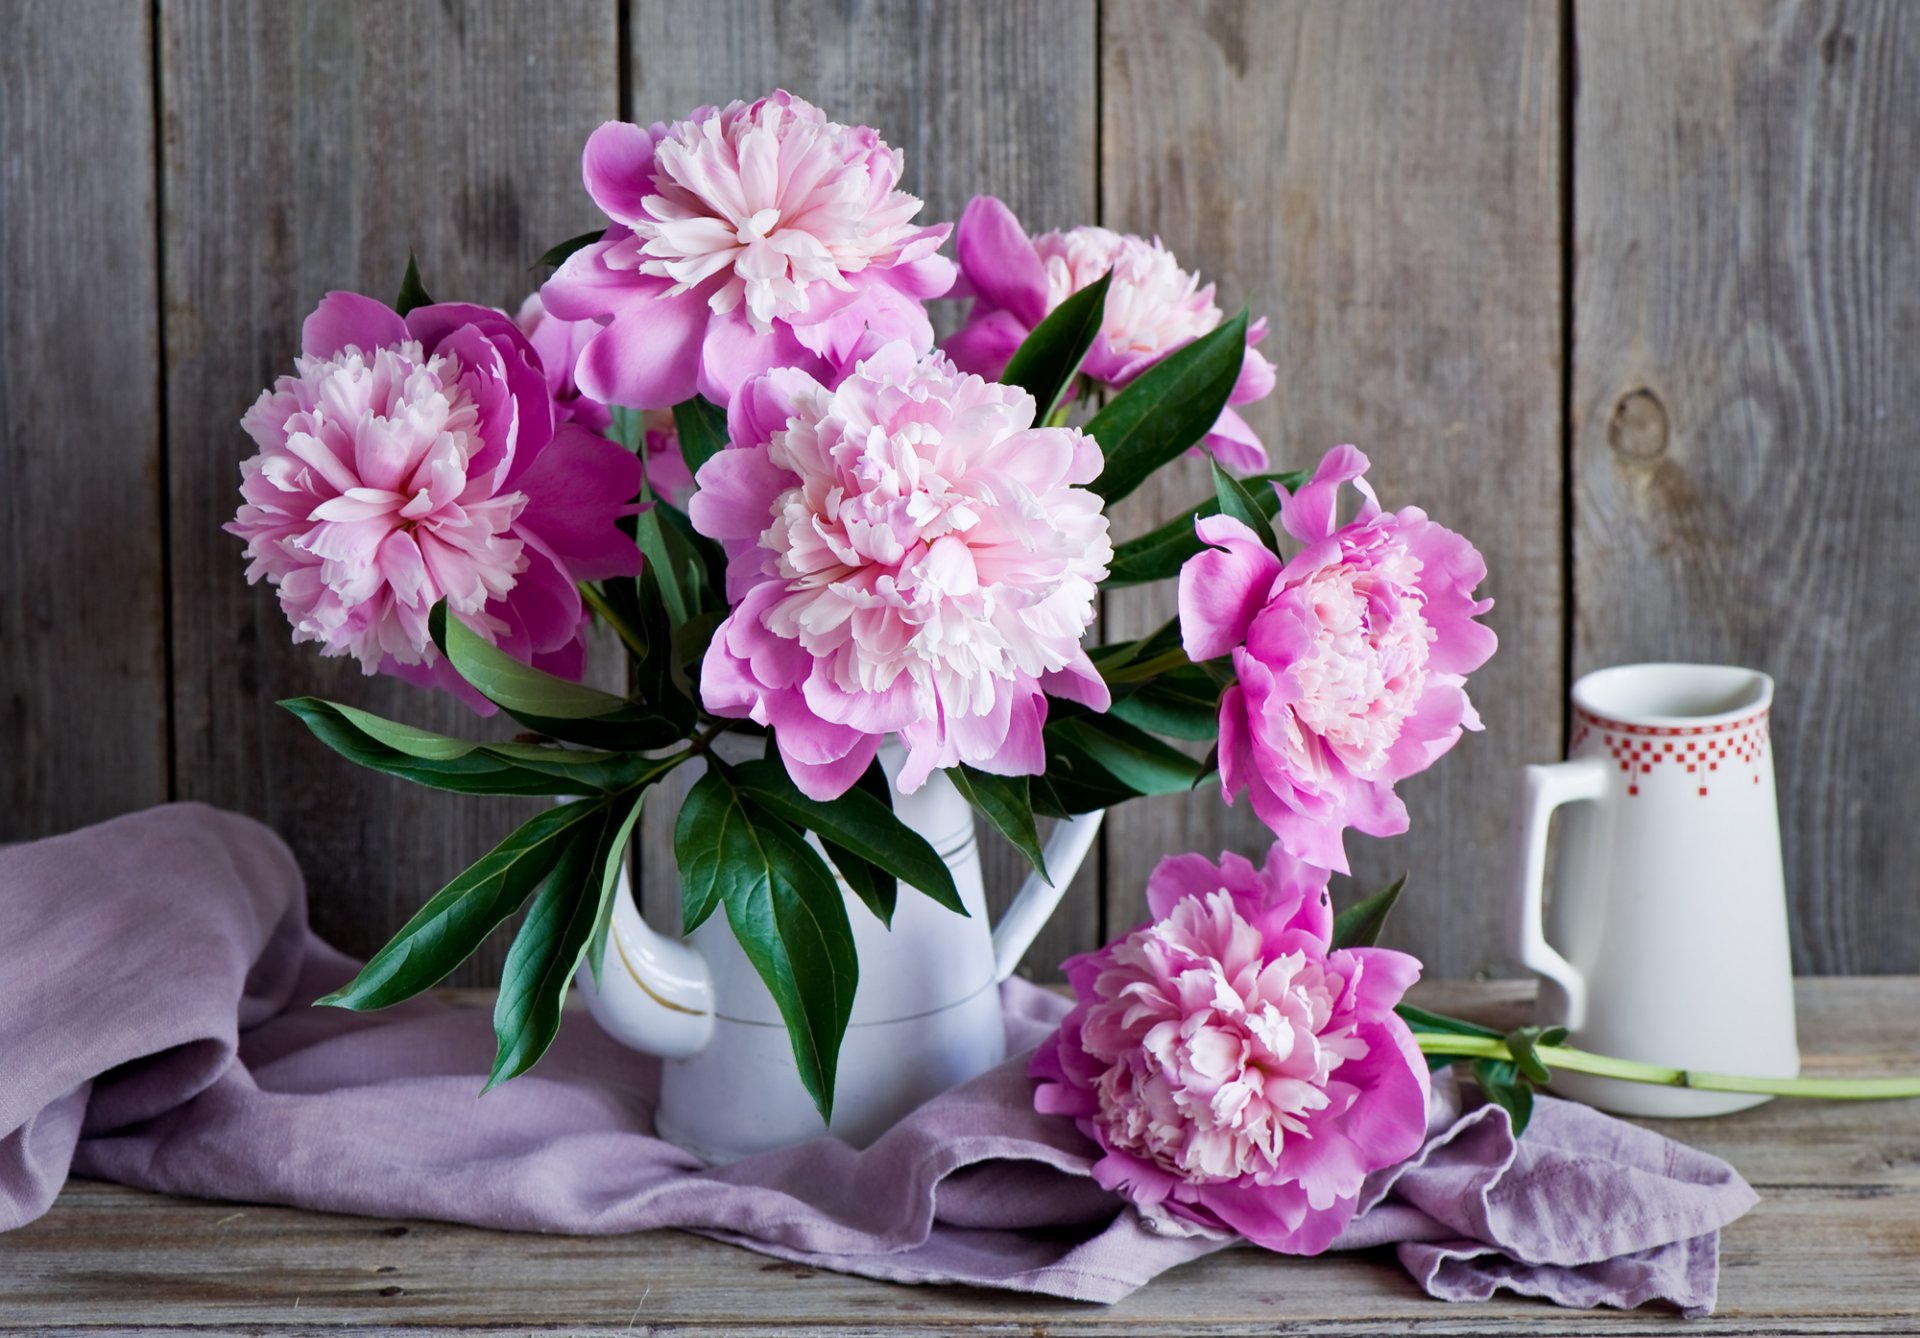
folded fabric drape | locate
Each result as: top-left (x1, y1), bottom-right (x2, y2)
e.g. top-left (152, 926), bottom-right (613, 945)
top-left (0, 805), bottom-right (1756, 1313)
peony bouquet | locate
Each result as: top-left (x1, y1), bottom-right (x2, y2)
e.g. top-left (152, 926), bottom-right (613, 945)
top-left (229, 91), bottom-right (1912, 1253)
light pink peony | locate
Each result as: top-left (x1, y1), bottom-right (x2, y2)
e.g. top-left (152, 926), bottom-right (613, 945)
top-left (540, 91), bottom-right (955, 411)
top-left (689, 340), bottom-right (1113, 799)
top-left (1178, 446), bottom-right (1496, 873)
top-left (1032, 844), bottom-right (1430, 1254)
top-left (945, 195), bottom-right (1276, 473)
top-left (228, 292), bottom-right (644, 705)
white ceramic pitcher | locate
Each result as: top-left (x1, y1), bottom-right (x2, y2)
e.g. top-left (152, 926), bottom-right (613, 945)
top-left (576, 740), bottom-right (1101, 1162)
top-left (1507, 663), bottom-right (1799, 1117)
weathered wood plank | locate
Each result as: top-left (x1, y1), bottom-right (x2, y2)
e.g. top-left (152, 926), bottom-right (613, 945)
top-left (625, 1), bottom-right (1102, 975)
top-left (0, 2), bottom-right (170, 838)
top-left (1098, 1), bottom-right (1566, 976)
top-left (161, 0), bottom-right (620, 981)
top-left (3, 978), bottom-right (1916, 1335)
top-left (1571, 0), bottom-right (1920, 974)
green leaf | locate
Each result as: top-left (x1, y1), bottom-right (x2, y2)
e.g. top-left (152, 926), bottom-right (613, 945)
top-left (317, 799), bottom-right (602, 1011)
top-left (671, 395), bottom-right (730, 476)
top-left (949, 767), bottom-right (1049, 884)
top-left (674, 764), bottom-right (856, 1121)
top-left (280, 698), bottom-right (678, 797)
top-left (675, 769), bottom-right (735, 935)
top-left (1000, 270), bottom-right (1111, 419)
top-left (820, 837), bottom-right (895, 927)
top-left (1331, 874), bottom-right (1407, 950)
top-left (630, 564), bottom-right (697, 721)
top-left (533, 229), bottom-right (604, 270)
top-left (670, 610), bottom-right (725, 685)
top-left (730, 758), bottom-right (965, 917)
top-left (1395, 1003), bottom-right (1504, 1041)
top-left (1472, 1058), bottom-right (1537, 1136)
top-left (1395, 1003), bottom-right (1505, 1073)
top-left (632, 501), bottom-right (725, 631)
top-left (1087, 311), bottom-right (1250, 505)
top-left (1027, 766), bottom-right (1135, 820)
top-left (655, 498), bottom-right (728, 597)
top-left (395, 252), bottom-right (432, 316)
top-left (608, 405), bottom-right (646, 454)
top-left (1044, 715), bottom-right (1205, 796)
top-left (430, 603), bottom-right (685, 750)
top-left (1503, 1023), bottom-right (1570, 1087)
top-left (1211, 454), bottom-right (1280, 555)
top-left (433, 604), bottom-right (628, 719)
top-left (586, 788), bottom-right (651, 985)
top-left (1089, 617), bottom-right (1186, 676)
top-left (487, 801), bottom-right (621, 1089)
top-left (1103, 470), bottom-right (1307, 588)
top-left (1106, 665), bottom-right (1222, 741)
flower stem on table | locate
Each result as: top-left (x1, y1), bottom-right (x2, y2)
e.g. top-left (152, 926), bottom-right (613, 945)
top-left (1410, 1032), bottom-right (1920, 1100)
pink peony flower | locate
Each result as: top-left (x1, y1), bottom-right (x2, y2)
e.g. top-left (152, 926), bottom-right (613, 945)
top-left (1178, 446), bottom-right (1496, 873)
top-left (540, 91), bottom-right (955, 411)
top-left (1031, 845), bottom-right (1430, 1255)
top-left (689, 340), bottom-right (1113, 799)
top-left (228, 292), bottom-right (644, 705)
top-left (945, 195), bottom-right (1276, 473)
top-left (514, 294), bottom-right (693, 505)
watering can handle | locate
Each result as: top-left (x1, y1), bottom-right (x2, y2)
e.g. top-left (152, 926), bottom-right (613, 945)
top-left (990, 809), bottom-right (1105, 982)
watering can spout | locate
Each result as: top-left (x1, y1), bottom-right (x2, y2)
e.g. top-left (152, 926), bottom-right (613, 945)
top-left (577, 868), bottom-right (715, 1059)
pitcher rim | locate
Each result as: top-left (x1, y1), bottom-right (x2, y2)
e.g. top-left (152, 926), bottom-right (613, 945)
top-left (1572, 662), bottom-right (1773, 729)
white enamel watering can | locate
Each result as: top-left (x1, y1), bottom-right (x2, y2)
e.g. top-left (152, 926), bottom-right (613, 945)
top-left (576, 740), bottom-right (1102, 1163)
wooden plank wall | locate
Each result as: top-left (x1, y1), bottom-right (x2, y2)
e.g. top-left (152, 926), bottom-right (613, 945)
top-left (1573, 0), bottom-right (1920, 974)
top-left (3, 0), bottom-right (1916, 982)
top-left (1099, 0), bottom-right (1565, 976)
top-left (160, 0), bottom-right (620, 979)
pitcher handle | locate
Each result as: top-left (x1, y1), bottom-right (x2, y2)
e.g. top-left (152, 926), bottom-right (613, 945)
top-left (991, 810), bottom-right (1104, 982)
top-left (1507, 758), bottom-right (1608, 1030)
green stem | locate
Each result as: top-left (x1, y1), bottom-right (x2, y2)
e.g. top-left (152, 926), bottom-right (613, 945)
top-left (1412, 1032), bottom-right (1920, 1100)
top-left (580, 583), bottom-right (648, 661)
top-left (686, 718), bottom-right (739, 757)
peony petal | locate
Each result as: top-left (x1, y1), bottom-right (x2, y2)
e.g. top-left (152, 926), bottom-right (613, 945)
top-left (511, 424), bottom-right (645, 582)
top-left (779, 732), bottom-right (881, 801)
top-left (1200, 406), bottom-right (1271, 475)
top-left (954, 195), bottom-right (1051, 328)
top-left (573, 290), bottom-right (707, 410)
top-left (697, 304), bottom-right (826, 406)
top-left (1178, 513), bottom-right (1284, 661)
top-left (580, 119), bottom-right (662, 226)
top-left (301, 291), bottom-right (408, 361)
top-left (942, 306), bottom-right (1034, 382)
top-left (1278, 444), bottom-right (1371, 545)
top-left (1042, 650), bottom-right (1112, 712)
top-left (1228, 342), bottom-right (1277, 407)
top-left (539, 230), bottom-right (655, 321)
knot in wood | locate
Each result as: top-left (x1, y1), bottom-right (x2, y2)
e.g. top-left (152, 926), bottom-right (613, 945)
top-left (1608, 388), bottom-right (1670, 459)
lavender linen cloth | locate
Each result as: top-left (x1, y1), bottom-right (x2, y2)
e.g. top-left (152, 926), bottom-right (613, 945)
top-left (0, 805), bottom-right (1757, 1313)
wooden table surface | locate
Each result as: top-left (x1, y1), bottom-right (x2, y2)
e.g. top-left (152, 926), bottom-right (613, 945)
top-left (4, 979), bottom-right (1917, 1336)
